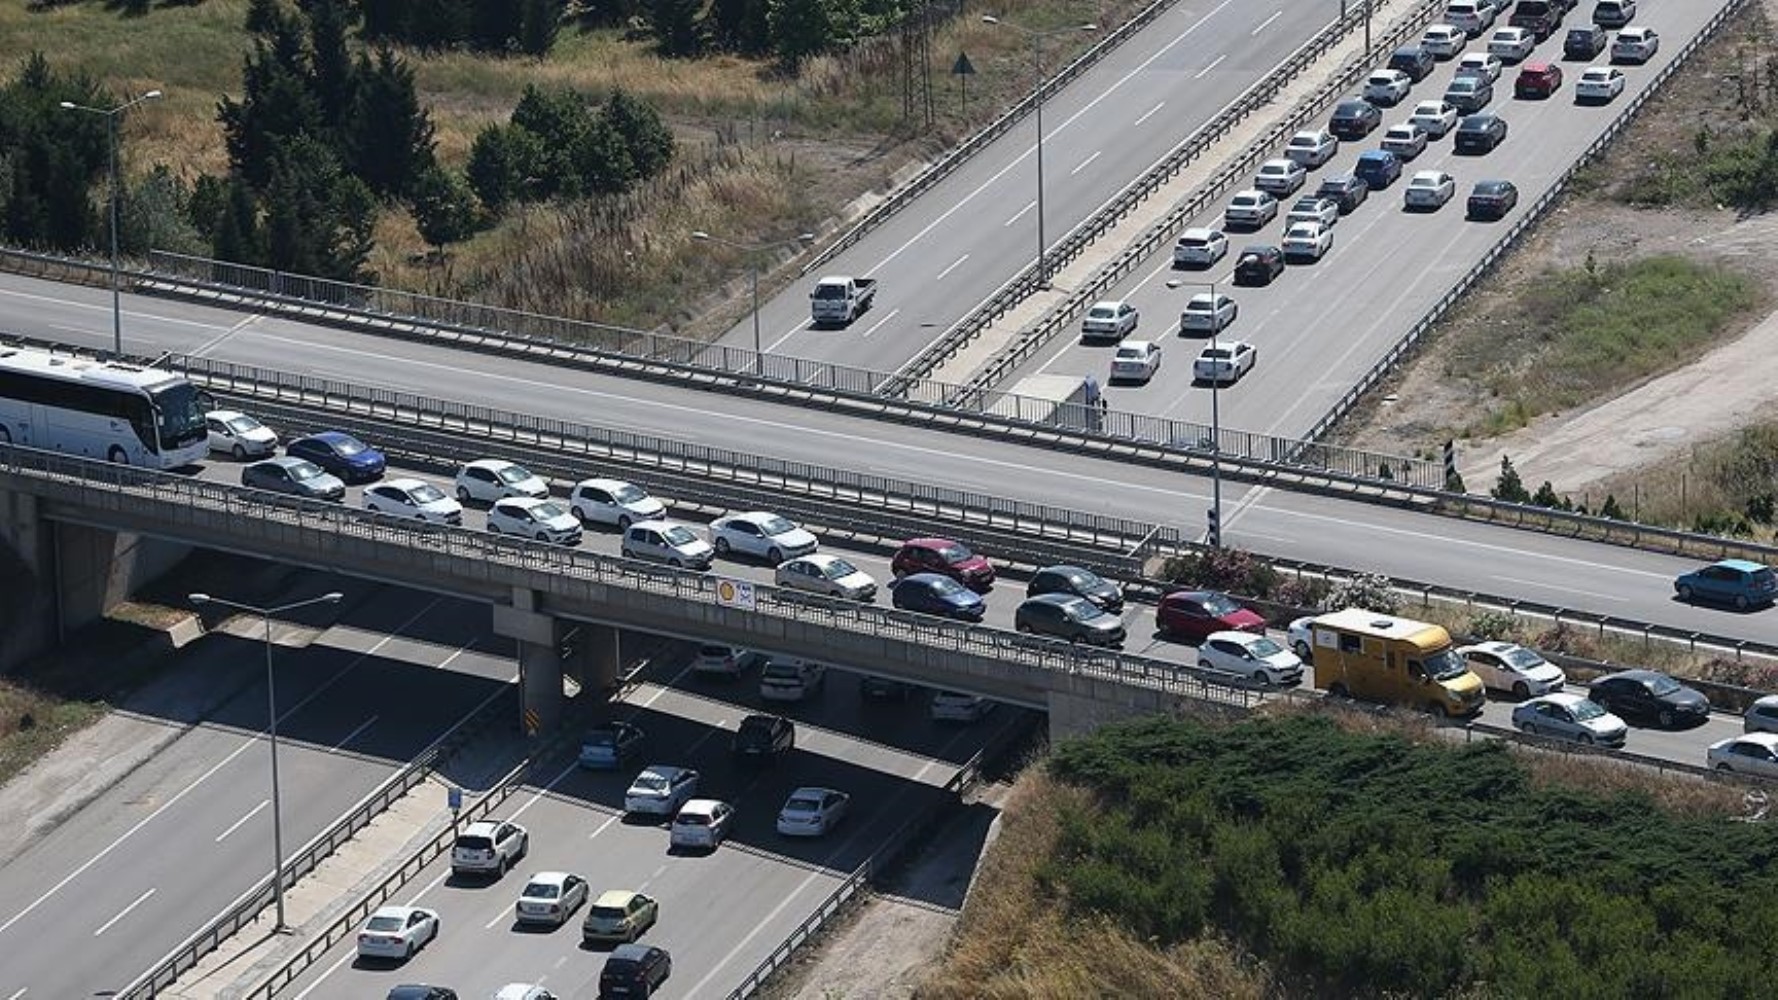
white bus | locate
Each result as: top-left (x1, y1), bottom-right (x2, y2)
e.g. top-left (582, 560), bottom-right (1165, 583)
top-left (0, 347), bottom-right (210, 469)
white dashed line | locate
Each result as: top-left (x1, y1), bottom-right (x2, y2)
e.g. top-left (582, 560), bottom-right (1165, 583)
top-left (1195, 54), bottom-right (1227, 79)
top-left (1071, 151), bottom-right (1103, 176)
top-left (94, 888), bottom-right (155, 937)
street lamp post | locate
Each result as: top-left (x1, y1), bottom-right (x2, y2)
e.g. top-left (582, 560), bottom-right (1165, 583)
top-left (60, 90), bottom-right (162, 359)
top-left (982, 16), bottom-right (1097, 290)
top-left (690, 230), bottom-right (814, 374)
top-left (1168, 277), bottom-right (1224, 547)
top-left (189, 590), bottom-right (343, 932)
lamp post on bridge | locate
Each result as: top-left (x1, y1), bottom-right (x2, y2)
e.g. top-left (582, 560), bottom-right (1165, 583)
top-left (1168, 277), bottom-right (1225, 548)
top-left (691, 230), bottom-right (816, 375)
top-left (60, 89), bottom-right (163, 359)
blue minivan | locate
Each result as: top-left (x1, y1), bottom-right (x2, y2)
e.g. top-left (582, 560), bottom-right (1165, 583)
top-left (1674, 559), bottom-right (1778, 610)
top-left (1354, 150), bottom-right (1403, 191)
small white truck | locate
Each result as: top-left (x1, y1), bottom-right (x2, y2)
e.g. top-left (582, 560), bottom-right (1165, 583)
top-left (809, 275), bottom-right (878, 326)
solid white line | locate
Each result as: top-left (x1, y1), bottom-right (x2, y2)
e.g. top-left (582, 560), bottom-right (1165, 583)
top-left (1253, 10), bottom-right (1282, 34)
top-left (1070, 151), bottom-right (1103, 176)
top-left (936, 255), bottom-right (970, 281)
top-left (8, 987), bottom-right (27, 999)
top-left (1195, 54), bottom-right (1227, 79)
top-left (1003, 199), bottom-right (1036, 227)
top-left (1492, 575), bottom-right (1628, 602)
top-left (0, 286), bottom-right (220, 331)
top-left (587, 814), bottom-right (621, 841)
top-left (329, 714), bottom-right (379, 752)
top-left (93, 888), bottom-right (155, 937)
top-left (1133, 101), bottom-right (1166, 127)
top-left (215, 800), bottom-right (270, 843)
top-left (859, 308), bottom-right (901, 339)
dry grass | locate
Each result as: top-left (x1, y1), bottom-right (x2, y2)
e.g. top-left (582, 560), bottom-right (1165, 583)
top-left (0, 678), bottom-right (105, 787)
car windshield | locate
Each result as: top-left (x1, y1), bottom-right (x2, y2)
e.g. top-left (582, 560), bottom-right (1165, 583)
top-left (409, 484), bottom-right (446, 504)
top-left (586, 728), bottom-right (620, 746)
top-left (812, 284), bottom-right (846, 299)
top-left (928, 576), bottom-right (967, 596)
top-left (612, 483), bottom-right (647, 503)
top-left (366, 915), bottom-right (403, 931)
top-left (1248, 637), bottom-right (1285, 657)
top-left (662, 525), bottom-right (699, 545)
top-left (523, 882), bottom-right (561, 899)
top-left (937, 542), bottom-right (974, 563)
top-left (1201, 348), bottom-right (1233, 361)
top-left (676, 812), bottom-right (711, 826)
top-left (147, 380), bottom-right (208, 450)
top-left (495, 464), bottom-right (533, 483)
top-left (757, 515), bottom-right (795, 535)
top-left (1503, 647), bottom-right (1547, 670)
top-left (456, 835), bottom-right (492, 851)
top-left (330, 436), bottom-right (366, 456)
top-left (1647, 675), bottom-right (1682, 696)
top-left (533, 501), bottom-right (568, 520)
top-left (1572, 700), bottom-right (1608, 721)
top-left (821, 558), bottom-right (858, 579)
top-left (1424, 648), bottom-right (1470, 681)
top-left (1201, 593), bottom-right (1239, 615)
top-left (764, 662), bottom-right (802, 679)
top-left (288, 461), bottom-right (323, 481)
top-left (224, 415), bottom-right (261, 433)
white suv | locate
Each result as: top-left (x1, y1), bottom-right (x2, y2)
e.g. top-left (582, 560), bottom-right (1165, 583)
top-left (760, 658), bottom-right (827, 702)
top-left (450, 819), bottom-right (529, 877)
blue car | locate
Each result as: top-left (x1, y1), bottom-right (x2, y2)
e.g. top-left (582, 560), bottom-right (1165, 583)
top-left (1354, 149), bottom-right (1403, 190)
top-left (891, 572), bottom-right (986, 622)
top-left (578, 721), bottom-right (645, 770)
top-left (285, 430), bottom-right (386, 484)
top-left (1674, 559), bottom-right (1778, 610)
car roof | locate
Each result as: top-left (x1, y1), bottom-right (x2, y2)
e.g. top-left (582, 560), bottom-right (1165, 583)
top-left (678, 798), bottom-right (727, 813)
top-left (901, 536), bottom-right (961, 549)
top-left (1522, 60), bottom-right (1555, 71)
top-left (789, 785), bottom-right (843, 799)
top-left (1596, 669), bottom-right (1667, 684)
top-left (609, 942), bottom-right (658, 961)
top-left (464, 457), bottom-right (520, 471)
top-left (459, 818), bottom-right (508, 835)
top-left (576, 476), bottom-right (637, 490)
top-left (1474, 179), bottom-right (1514, 191)
top-left (1530, 691), bottom-right (1588, 708)
top-left (526, 870), bottom-right (575, 884)
top-left (638, 763), bottom-right (692, 779)
top-left (494, 496), bottom-right (553, 510)
top-left (258, 456), bottom-right (312, 468)
top-left (1088, 299), bottom-right (1124, 309)
top-left (371, 904), bottom-right (425, 919)
top-left (1725, 732), bottom-right (1778, 749)
top-left (307, 430), bottom-right (356, 443)
top-left (1712, 558), bottom-right (1770, 572)
top-left (741, 712), bottom-right (787, 725)
top-left (626, 518), bottom-right (676, 530)
top-left (1357, 150), bottom-right (1395, 160)
top-left (594, 889), bottom-right (643, 907)
top-left (1115, 340), bottom-right (1156, 351)
top-left (1179, 226), bottom-right (1220, 238)
top-left (1024, 592), bottom-right (1090, 607)
top-left (1411, 170), bottom-right (1449, 181)
top-left (1205, 629), bottom-right (1267, 644)
top-left (381, 477), bottom-right (429, 490)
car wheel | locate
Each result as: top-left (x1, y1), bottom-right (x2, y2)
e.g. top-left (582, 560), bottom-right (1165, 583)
top-left (1717, 762), bottom-right (1734, 772)
top-left (406, 940), bottom-right (414, 958)
top-left (714, 537), bottom-right (731, 555)
top-left (1735, 594), bottom-right (1751, 610)
top-left (767, 547), bottom-right (783, 563)
top-left (232, 443), bottom-right (246, 460)
top-left (1292, 640), bottom-right (1311, 659)
top-left (1017, 623), bottom-right (1034, 634)
top-left (0, 426), bottom-right (10, 443)
top-left (488, 523), bottom-right (501, 534)
top-left (1428, 703), bottom-right (1449, 719)
top-left (1327, 682), bottom-right (1349, 699)
top-left (456, 485), bottom-right (471, 503)
top-left (618, 514), bottom-right (633, 530)
top-left (107, 446), bottom-right (128, 464)
top-left (1678, 583), bottom-right (1695, 601)
top-left (1658, 709), bottom-right (1675, 728)
top-left (1580, 733), bottom-right (1595, 746)
top-left (668, 558), bottom-right (683, 568)
top-left (1512, 682), bottom-right (1529, 700)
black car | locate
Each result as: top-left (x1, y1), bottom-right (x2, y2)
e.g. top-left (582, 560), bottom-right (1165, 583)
top-left (1014, 594), bottom-right (1127, 648)
top-left (1466, 179), bottom-right (1519, 220)
top-left (1588, 670), bottom-right (1711, 729)
top-left (1314, 173), bottom-right (1371, 214)
top-left (240, 456), bottom-right (346, 501)
top-left (1387, 44), bottom-right (1437, 82)
top-left (861, 676), bottom-right (916, 701)
top-left (1453, 113), bottom-right (1509, 154)
top-left (1026, 564), bottom-right (1125, 612)
top-left (1232, 244), bottom-right (1286, 286)
top-left (890, 572), bottom-right (986, 621)
top-left (1327, 99), bottom-right (1382, 140)
top-left (386, 988), bottom-right (458, 1000)
top-left (733, 714), bottom-right (795, 758)
top-left (600, 942), bottom-right (671, 998)
top-left (1563, 24), bottom-right (1608, 59)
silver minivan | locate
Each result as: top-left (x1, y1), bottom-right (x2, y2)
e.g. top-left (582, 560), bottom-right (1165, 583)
top-left (621, 519), bottom-right (714, 569)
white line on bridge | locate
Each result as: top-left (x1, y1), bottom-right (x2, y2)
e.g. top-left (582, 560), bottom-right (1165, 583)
top-left (330, 714), bottom-right (379, 752)
top-left (1003, 199), bottom-right (1036, 227)
top-left (1492, 575), bottom-right (1628, 602)
top-left (936, 255), bottom-right (970, 281)
top-left (860, 307), bottom-right (902, 338)
top-left (1133, 101), bottom-right (1166, 127)
top-left (8, 987), bottom-right (27, 999)
top-left (1071, 150), bottom-right (1103, 176)
top-left (1195, 54), bottom-right (1227, 79)
top-left (1253, 10), bottom-right (1282, 34)
top-left (215, 800), bottom-right (270, 843)
top-left (94, 888), bottom-right (155, 937)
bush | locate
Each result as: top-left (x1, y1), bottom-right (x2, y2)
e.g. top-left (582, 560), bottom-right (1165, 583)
top-left (1324, 573), bottom-right (1400, 615)
top-left (1273, 576), bottom-right (1331, 611)
top-left (1463, 610), bottom-right (1520, 642)
top-left (1161, 549), bottom-right (1280, 598)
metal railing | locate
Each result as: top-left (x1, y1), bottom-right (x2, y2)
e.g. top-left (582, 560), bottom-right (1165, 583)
top-left (116, 684), bottom-right (513, 998)
top-left (799, 0), bottom-right (1190, 276)
top-left (1301, 0), bottom-right (1753, 442)
top-left (952, 0), bottom-right (1447, 397)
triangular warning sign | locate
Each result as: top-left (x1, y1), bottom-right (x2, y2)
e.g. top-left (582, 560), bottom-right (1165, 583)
top-left (952, 51), bottom-right (976, 76)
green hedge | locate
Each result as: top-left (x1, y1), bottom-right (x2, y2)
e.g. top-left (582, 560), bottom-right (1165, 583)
top-left (1042, 716), bottom-right (1775, 998)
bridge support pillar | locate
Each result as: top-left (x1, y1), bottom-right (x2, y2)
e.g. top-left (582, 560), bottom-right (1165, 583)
top-left (568, 623), bottom-right (622, 697)
top-left (492, 588), bottom-right (566, 737)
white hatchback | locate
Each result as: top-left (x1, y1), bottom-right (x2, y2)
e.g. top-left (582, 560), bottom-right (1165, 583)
top-left (1421, 23), bottom-right (1467, 58)
top-left (622, 519), bottom-right (714, 569)
top-left (1363, 70), bottom-right (1412, 107)
top-left (1456, 51), bottom-right (1503, 81)
top-left (362, 478), bottom-right (463, 525)
top-left (454, 458), bottom-right (548, 503)
top-left (1172, 227), bottom-right (1229, 267)
top-left (487, 497), bottom-right (582, 545)
top-left (1283, 129), bottom-right (1340, 168)
top-left (1459, 641), bottom-right (1567, 697)
top-left (709, 510), bottom-right (819, 562)
top-left (669, 799), bottom-right (736, 850)
top-left (624, 765), bottom-right (701, 816)
top-left (760, 658), bottom-right (826, 702)
top-left (205, 410), bottom-right (278, 459)
top-left (569, 477), bottom-right (666, 529)
top-left (1196, 630), bottom-right (1304, 686)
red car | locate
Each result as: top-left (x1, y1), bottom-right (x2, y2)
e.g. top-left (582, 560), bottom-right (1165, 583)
top-left (1513, 61), bottom-right (1562, 99)
top-left (891, 538), bottom-right (995, 592)
top-left (1156, 590), bottom-right (1265, 641)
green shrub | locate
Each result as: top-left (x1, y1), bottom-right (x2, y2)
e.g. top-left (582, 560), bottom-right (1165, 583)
top-left (1160, 548), bottom-right (1280, 598)
top-left (1325, 573), bottom-right (1400, 615)
top-left (1464, 610), bottom-right (1520, 641)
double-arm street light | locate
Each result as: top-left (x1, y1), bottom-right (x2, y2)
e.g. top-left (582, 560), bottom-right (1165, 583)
top-left (982, 16), bottom-right (1097, 290)
top-left (189, 590), bottom-right (343, 932)
top-left (691, 230), bottom-right (815, 374)
top-left (59, 89), bottom-right (163, 359)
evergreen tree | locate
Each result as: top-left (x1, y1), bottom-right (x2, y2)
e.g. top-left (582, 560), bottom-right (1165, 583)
top-left (409, 163), bottom-right (480, 250)
top-left (261, 136), bottom-right (375, 283)
top-left (708, 0), bottom-right (770, 54)
top-left (211, 174), bottom-right (265, 265)
top-left (1491, 456), bottom-right (1531, 504)
top-left (466, 124), bottom-right (523, 210)
top-left (344, 48), bottom-right (435, 198)
top-left (601, 88), bottom-right (674, 180)
top-left (471, 0), bottom-right (525, 51)
top-left (186, 173), bottom-right (228, 240)
top-left (120, 164), bottom-right (205, 255)
top-left (510, 85), bottom-right (591, 197)
top-left (0, 53), bottom-right (109, 251)
top-left (245, 0), bottom-right (285, 35)
top-left (650, 0), bottom-right (705, 56)
top-left (769, 0), bottom-right (836, 71)
top-left (1531, 481), bottom-right (1569, 510)
top-left (218, 28), bottom-right (325, 190)
top-left (306, 0), bottom-right (359, 128)
top-left (1599, 493), bottom-right (1626, 520)
top-left (571, 114), bottom-right (633, 195)
top-left (517, 0), bottom-right (562, 56)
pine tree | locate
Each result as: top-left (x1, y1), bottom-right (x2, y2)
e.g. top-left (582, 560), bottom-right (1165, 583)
top-left (650, 0), bottom-right (705, 56)
top-left (708, 0), bottom-right (770, 54)
top-left (518, 0), bottom-right (562, 56)
top-left (769, 0), bottom-right (836, 71)
top-left (120, 164), bottom-right (205, 255)
top-left (1599, 493), bottom-right (1626, 520)
top-left (572, 114), bottom-right (634, 195)
top-left (307, 0), bottom-right (359, 129)
top-left (344, 48), bottom-right (436, 198)
top-left (211, 174), bottom-right (265, 265)
top-left (601, 88), bottom-right (674, 180)
top-left (218, 29), bottom-right (325, 190)
top-left (261, 136), bottom-right (375, 283)
top-left (410, 164), bottom-right (480, 250)
top-left (1491, 456), bottom-right (1531, 504)
top-left (1531, 481), bottom-right (1567, 510)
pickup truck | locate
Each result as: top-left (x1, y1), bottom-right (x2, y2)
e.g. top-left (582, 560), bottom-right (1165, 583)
top-left (809, 275), bottom-right (877, 326)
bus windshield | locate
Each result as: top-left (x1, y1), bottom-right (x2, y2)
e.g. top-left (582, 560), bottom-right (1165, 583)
top-left (149, 382), bottom-right (208, 452)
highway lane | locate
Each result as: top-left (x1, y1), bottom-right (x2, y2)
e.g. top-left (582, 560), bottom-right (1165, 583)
top-left (281, 662), bottom-right (1029, 999)
top-left (1010, 1), bottom-right (1735, 437)
top-left (0, 590), bottom-right (516, 1000)
top-left (712, 0), bottom-right (1340, 374)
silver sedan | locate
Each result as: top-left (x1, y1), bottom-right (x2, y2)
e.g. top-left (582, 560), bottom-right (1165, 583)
top-left (775, 553), bottom-right (877, 601)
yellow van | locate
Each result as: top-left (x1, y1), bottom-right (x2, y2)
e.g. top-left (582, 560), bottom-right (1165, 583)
top-left (1305, 608), bottom-right (1485, 717)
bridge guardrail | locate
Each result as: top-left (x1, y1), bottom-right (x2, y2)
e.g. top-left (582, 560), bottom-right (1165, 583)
top-left (116, 684), bottom-right (514, 998)
top-left (1300, 0), bottom-right (1754, 444)
top-left (950, 0), bottom-right (1446, 397)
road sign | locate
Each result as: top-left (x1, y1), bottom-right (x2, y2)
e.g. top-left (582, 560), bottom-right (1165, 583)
top-left (447, 786), bottom-right (463, 814)
top-left (716, 578), bottom-right (756, 610)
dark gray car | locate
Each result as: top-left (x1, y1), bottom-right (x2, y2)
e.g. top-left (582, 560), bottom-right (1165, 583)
top-left (241, 457), bottom-right (345, 501)
top-left (1026, 565), bottom-right (1125, 612)
top-left (1015, 593), bottom-right (1127, 648)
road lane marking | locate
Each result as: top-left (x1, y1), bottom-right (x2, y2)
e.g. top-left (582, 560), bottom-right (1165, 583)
top-left (1492, 575), bottom-right (1628, 602)
top-left (329, 714), bottom-right (379, 751)
top-left (1253, 10), bottom-right (1282, 33)
top-left (859, 307), bottom-right (901, 340)
top-left (1003, 199), bottom-right (1036, 227)
top-left (1071, 150), bottom-right (1103, 176)
top-left (1195, 54), bottom-right (1227, 79)
top-left (0, 286), bottom-right (223, 330)
top-left (93, 888), bottom-right (155, 937)
top-left (588, 814), bottom-right (621, 840)
top-left (215, 800), bottom-right (270, 843)
top-left (192, 312), bottom-right (264, 357)
top-left (8, 987), bottom-right (26, 999)
top-left (1134, 101), bottom-right (1166, 126)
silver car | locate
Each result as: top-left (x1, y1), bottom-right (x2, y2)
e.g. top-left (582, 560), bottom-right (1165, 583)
top-left (1511, 693), bottom-right (1627, 747)
top-left (775, 553), bottom-right (877, 600)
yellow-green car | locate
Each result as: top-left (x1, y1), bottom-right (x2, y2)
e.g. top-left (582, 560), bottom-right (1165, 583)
top-left (581, 890), bottom-right (660, 945)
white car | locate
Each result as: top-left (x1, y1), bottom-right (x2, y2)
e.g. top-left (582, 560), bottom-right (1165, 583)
top-left (1421, 23), bottom-right (1467, 58)
top-left (454, 458), bottom-right (548, 503)
top-left (1253, 158), bottom-right (1307, 195)
top-left (1081, 300), bottom-right (1139, 339)
top-left (760, 658), bottom-right (826, 701)
top-left (450, 818), bottom-right (528, 877)
top-left (1575, 65), bottom-right (1625, 103)
top-left (362, 478), bottom-right (463, 524)
top-left (1283, 129), bottom-right (1340, 168)
top-left (568, 477), bottom-right (665, 529)
top-left (1408, 99), bottom-right (1459, 137)
top-left (621, 519), bottom-right (714, 569)
top-left (1380, 123), bottom-right (1428, 160)
top-left (669, 799), bottom-right (735, 850)
top-left (1224, 189), bottom-right (1279, 228)
top-left (487, 497), bottom-right (582, 545)
top-left (690, 644), bottom-right (764, 677)
top-left (1196, 631), bottom-right (1304, 686)
top-left (1363, 70), bottom-right (1413, 107)
top-left (624, 765), bottom-right (701, 816)
top-left (1173, 227), bottom-right (1228, 267)
top-left (777, 787), bottom-right (851, 837)
top-left (775, 552), bottom-right (877, 600)
top-left (1109, 340), bottom-right (1162, 383)
top-left (1403, 170), bottom-right (1456, 210)
top-left (1456, 51), bottom-right (1503, 81)
top-left (1488, 26), bottom-right (1536, 63)
top-left (930, 690), bottom-right (993, 722)
top-left (355, 904), bottom-right (440, 960)
top-left (709, 510), bottom-right (818, 562)
top-left (1287, 615), bottom-right (1315, 659)
top-left (1280, 221), bottom-right (1332, 262)
top-left (1611, 26), bottom-right (1659, 64)
top-left (205, 410), bottom-right (278, 459)
top-left (1193, 341), bottom-right (1257, 384)
top-left (1286, 195), bottom-right (1341, 228)
top-left (1707, 733), bottom-right (1778, 779)
top-left (1458, 641), bottom-right (1567, 697)
top-left (1445, 0), bottom-right (1496, 35)
top-left (1511, 693), bottom-right (1628, 747)
top-left (493, 986), bottom-right (557, 1000)
top-left (514, 871), bottom-right (589, 927)
top-left (1178, 293), bottom-right (1238, 334)
top-left (1746, 694), bottom-right (1778, 733)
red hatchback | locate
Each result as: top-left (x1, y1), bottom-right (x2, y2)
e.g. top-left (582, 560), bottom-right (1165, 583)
top-left (1513, 61), bottom-right (1563, 99)
top-left (891, 538), bottom-right (995, 592)
top-left (1156, 590), bottom-right (1265, 641)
